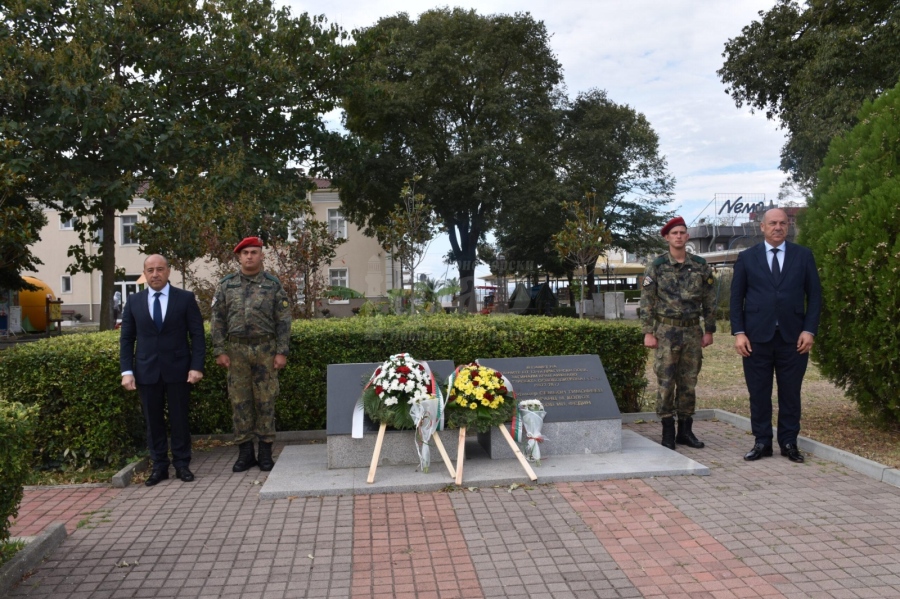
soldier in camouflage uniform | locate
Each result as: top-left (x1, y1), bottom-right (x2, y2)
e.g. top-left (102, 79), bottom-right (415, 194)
top-left (640, 217), bottom-right (717, 450)
top-left (211, 236), bottom-right (292, 472)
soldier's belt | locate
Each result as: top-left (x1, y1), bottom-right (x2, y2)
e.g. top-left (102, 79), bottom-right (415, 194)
top-left (228, 334), bottom-right (275, 344)
top-left (654, 316), bottom-right (700, 327)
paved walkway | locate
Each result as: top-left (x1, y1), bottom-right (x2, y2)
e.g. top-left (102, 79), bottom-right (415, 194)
top-left (8, 420), bottom-right (900, 598)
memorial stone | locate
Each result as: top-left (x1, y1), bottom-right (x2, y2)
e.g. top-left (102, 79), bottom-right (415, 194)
top-left (477, 355), bottom-right (622, 458)
top-left (326, 360), bottom-right (457, 468)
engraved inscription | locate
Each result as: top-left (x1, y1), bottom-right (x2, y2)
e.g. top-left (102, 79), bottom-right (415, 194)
top-left (502, 365), bottom-right (604, 407)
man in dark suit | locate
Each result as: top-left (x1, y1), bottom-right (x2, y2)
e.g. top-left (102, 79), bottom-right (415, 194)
top-left (730, 208), bottom-right (822, 463)
top-left (120, 254), bottom-right (206, 485)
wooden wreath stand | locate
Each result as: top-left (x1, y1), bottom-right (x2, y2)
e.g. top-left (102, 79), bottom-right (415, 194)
top-left (366, 423), bottom-right (457, 484)
top-left (454, 425), bottom-right (538, 486)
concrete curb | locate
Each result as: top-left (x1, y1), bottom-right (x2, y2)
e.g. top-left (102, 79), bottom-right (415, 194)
top-left (0, 523), bottom-right (66, 595)
top-left (111, 457), bottom-right (149, 488)
top-left (621, 409), bottom-right (900, 489)
top-left (192, 430), bottom-right (326, 444)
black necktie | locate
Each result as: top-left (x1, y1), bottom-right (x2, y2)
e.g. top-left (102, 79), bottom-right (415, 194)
top-left (153, 292), bottom-right (163, 331)
top-left (771, 248), bottom-right (781, 277)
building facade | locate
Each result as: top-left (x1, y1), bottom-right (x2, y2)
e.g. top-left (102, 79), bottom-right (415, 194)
top-left (21, 180), bottom-right (394, 323)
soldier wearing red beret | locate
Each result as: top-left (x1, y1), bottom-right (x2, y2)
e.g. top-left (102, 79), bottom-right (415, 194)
top-left (210, 236), bottom-right (292, 473)
top-left (640, 217), bottom-right (717, 451)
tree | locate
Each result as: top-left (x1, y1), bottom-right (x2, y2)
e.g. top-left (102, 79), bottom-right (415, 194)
top-left (557, 90), bottom-right (673, 293)
top-left (329, 8), bottom-right (561, 312)
top-left (373, 177), bottom-right (441, 314)
top-left (0, 0), bottom-right (343, 329)
top-left (719, 0), bottom-right (900, 193)
top-left (553, 194), bottom-right (612, 318)
top-left (0, 142), bottom-right (46, 291)
top-left (798, 80), bottom-right (900, 425)
top-left (136, 157), bottom-right (344, 320)
top-left (494, 89), bottom-right (672, 295)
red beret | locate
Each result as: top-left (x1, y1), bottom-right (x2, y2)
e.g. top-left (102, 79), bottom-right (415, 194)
top-left (233, 236), bottom-right (264, 253)
top-left (660, 216), bottom-right (687, 236)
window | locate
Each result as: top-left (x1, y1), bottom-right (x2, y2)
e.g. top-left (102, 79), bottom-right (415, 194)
top-left (329, 268), bottom-right (349, 304)
top-left (328, 209), bottom-right (347, 238)
top-left (121, 215), bottom-right (138, 245)
top-left (329, 268), bottom-right (348, 288)
top-left (60, 216), bottom-right (75, 230)
top-left (61, 275), bottom-right (72, 294)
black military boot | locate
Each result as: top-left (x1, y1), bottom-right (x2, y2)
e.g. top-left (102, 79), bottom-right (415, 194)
top-left (258, 441), bottom-right (275, 471)
top-left (232, 440), bottom-right (257, 472)
top-left (661, 417), bottom-right (676, 450)
top-left (676, 416), bottom-right (705, 448)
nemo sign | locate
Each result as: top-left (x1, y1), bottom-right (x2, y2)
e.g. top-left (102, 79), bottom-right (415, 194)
top-left (717, 195), bottom-right (767, 215)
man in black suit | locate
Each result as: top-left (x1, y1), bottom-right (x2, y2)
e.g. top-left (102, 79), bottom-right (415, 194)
top-left (120, 254), bottom-right (206, 485)
top-left (730, 208), bottom-right (822, 463)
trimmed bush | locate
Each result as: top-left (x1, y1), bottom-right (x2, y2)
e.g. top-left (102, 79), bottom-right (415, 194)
top-left (799, 80), bottom-right (900, 424)
top-left (0, 333), bottom-right (146, 466)
top-left (0, 400), bottom-right (37, 544)
top-left (0, 314), bottom-right (647, 464)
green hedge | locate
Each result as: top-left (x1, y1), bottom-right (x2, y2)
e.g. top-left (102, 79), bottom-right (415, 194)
top-left (0, 400), bottom-right (37, 544)
top-left (0, 333), bottom-right (146, 466)
top-left (0, 315), bottom-right (647, 465)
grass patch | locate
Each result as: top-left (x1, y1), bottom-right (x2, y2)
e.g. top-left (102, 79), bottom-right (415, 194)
top-left (0, 539), bottom-right (26, 567)
top-left (643, 324), bottom-right (900, 468)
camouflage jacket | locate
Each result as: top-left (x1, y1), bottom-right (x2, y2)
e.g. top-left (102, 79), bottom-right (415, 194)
top-left (639, 253), bottom-right (717, 334)
top-left (210, 271), bottom-right (292, 356)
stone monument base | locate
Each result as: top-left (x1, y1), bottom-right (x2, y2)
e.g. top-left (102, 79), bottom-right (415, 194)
top-left (478, 419), bottom-right (621, 459)
top-left (328, 430), bottom-right (460, 469)
top-left (327, 419), bottom-right (622, 469)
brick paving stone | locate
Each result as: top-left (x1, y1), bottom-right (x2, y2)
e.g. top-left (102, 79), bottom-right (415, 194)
top-left (7, 424), bottom-right (900, 598)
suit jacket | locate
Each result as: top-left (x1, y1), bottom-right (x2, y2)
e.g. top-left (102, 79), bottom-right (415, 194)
top-left (730, 241), bottom-right (822, 344)
top-left (119, 286), bottom-right (206, 385)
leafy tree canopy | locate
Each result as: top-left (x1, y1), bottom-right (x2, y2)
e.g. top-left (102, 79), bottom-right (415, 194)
top-left (798, 80), bottom-right (900, 425)
top-left (328, 7), bottom-right (561, 311)
top-left (719, 0), bottom-right (900, 193)
top-left (495, 89), bottom-right (672, 291)
top-left (0, 141), bottom-right (46, 291)
top-left (0, 0), bottom-right (344, 328)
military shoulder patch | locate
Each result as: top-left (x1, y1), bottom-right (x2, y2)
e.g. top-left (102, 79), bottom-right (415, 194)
top-left (282, 300), bottom-right (289, 308)
top-left (643, 276), bottom-right (653, 287)
top-left (211, 296), bottom-right (217, 307)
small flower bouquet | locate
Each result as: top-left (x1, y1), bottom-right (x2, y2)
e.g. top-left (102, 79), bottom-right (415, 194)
top-left (512, 399), bottom-right (548, 465)
top-left (409, 393), bottom-right (442, 473)
top-left (445, 363), bottom-right (516, 434)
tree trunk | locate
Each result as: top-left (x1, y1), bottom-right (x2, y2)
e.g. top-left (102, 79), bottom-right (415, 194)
top-left (448, 219), bottom-right (480, 313)
top-left (586, 264), bottom-right (596, 300)
top-left (99, 205), bottom-right (117, 331)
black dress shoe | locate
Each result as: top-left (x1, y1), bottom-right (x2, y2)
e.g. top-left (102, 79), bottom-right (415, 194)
top-left (781, 443), bottom-right (804, 463)
top-left (743, 443), bottom-right (773, 461)
top-left (145, 468), bottom-right (169, 486)
top-left (175, 467), bottom-right (195, 482)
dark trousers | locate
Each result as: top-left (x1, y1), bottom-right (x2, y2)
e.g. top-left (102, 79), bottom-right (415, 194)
top-left (138, 381), bottom-right (192, 469)
top-left (742, 333), bottom-right (808, 448)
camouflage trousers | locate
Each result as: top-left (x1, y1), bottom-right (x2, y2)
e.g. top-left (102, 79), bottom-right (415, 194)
top-left (653, 323), bottom-right (703, 418)
top-left (227, 339), bottom-right (279, 444)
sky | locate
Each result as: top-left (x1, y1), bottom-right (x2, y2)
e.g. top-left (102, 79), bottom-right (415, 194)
top-left (281, 0), bottom-right (786, 281)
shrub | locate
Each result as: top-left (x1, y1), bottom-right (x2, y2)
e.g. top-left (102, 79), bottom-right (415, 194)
top-left (0, 400), bottom-right (37, 545)
top-left (0, 314), bottom-right (647, 464)
top-left (0, 333), bottom-right (146, 467)
top-left (799, 80), bottom-right (900, 424)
